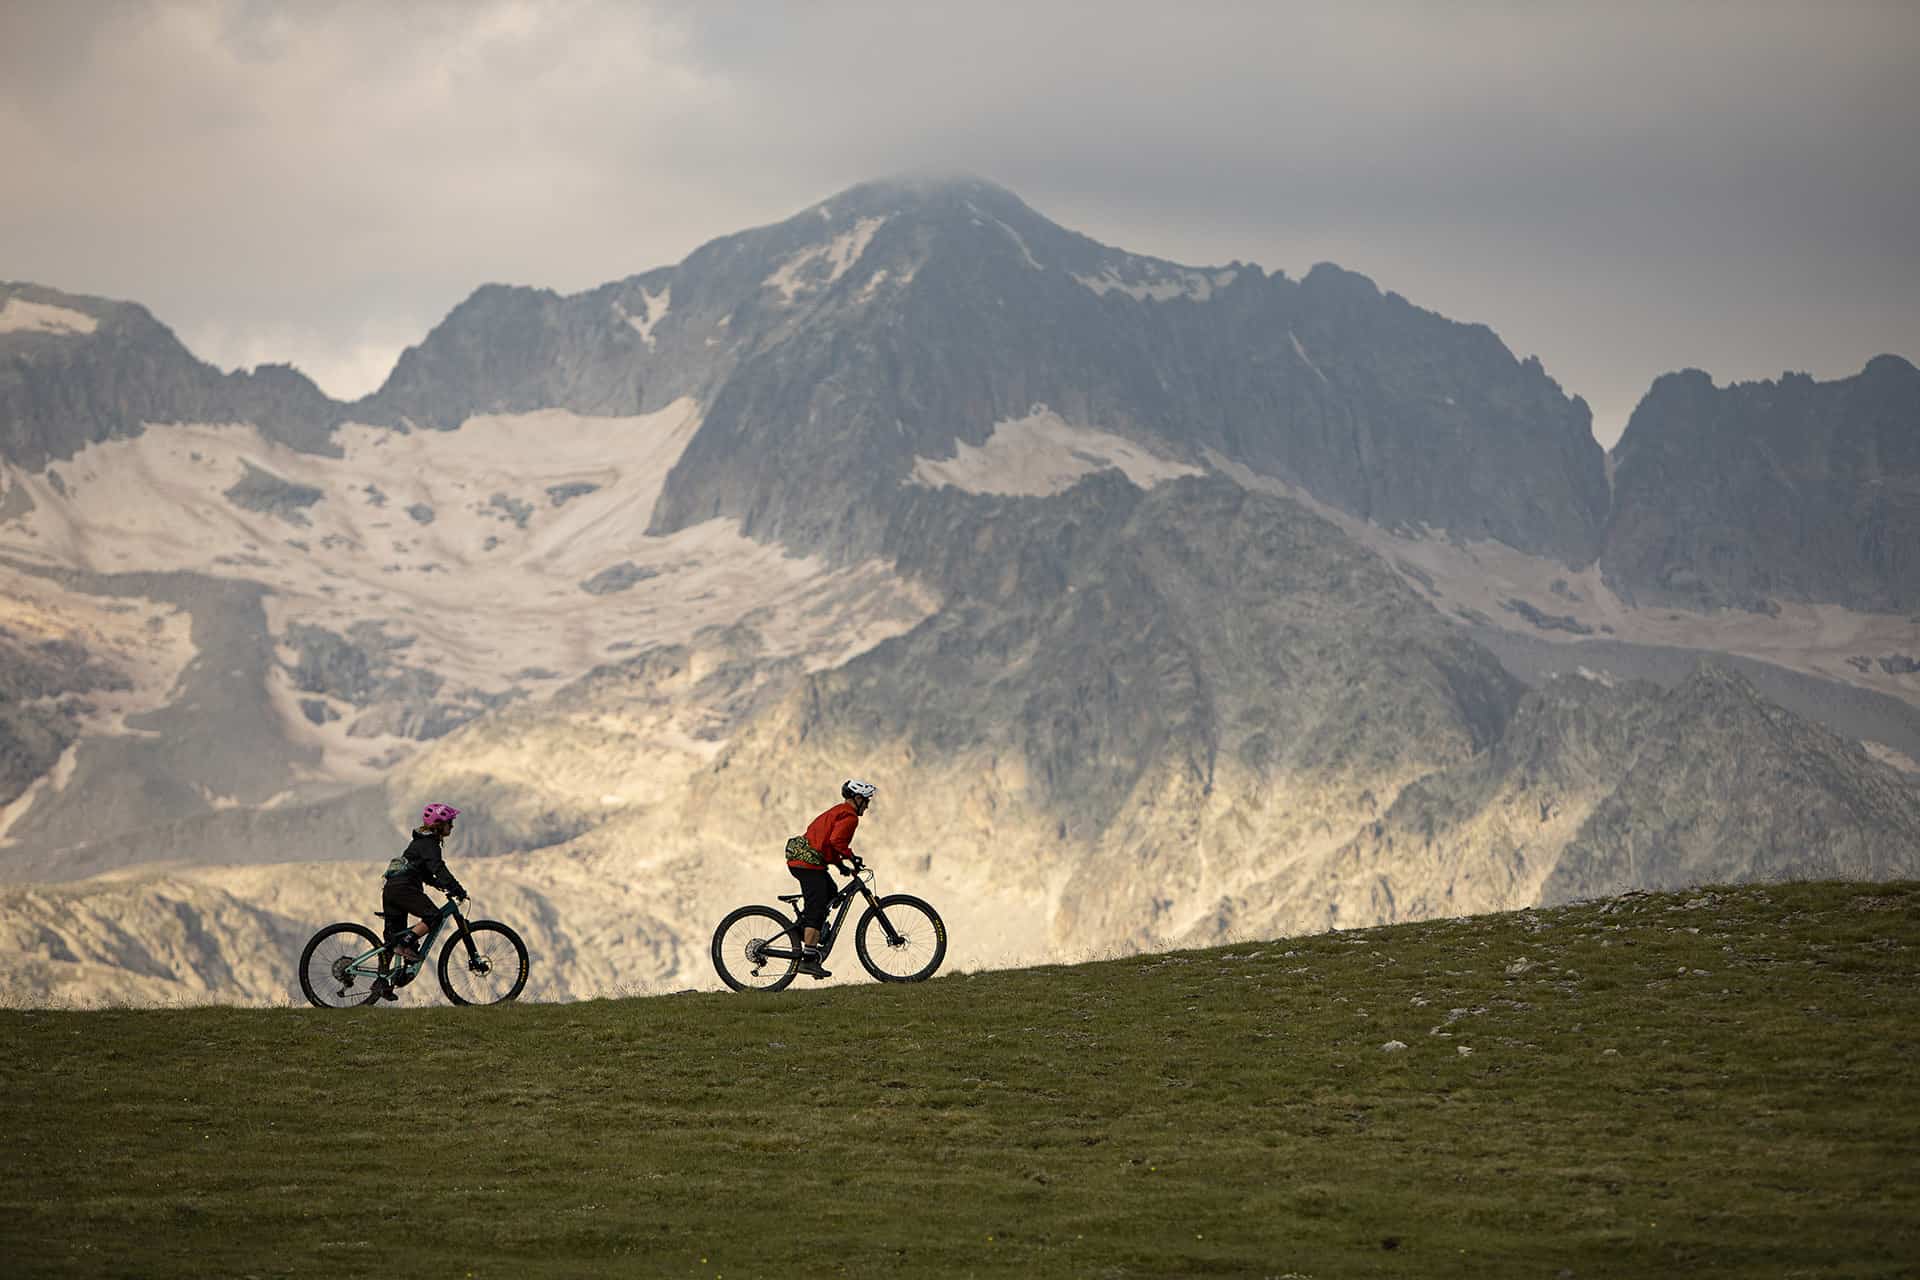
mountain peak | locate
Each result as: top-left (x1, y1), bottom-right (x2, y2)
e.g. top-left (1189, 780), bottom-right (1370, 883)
top-left (786, 173), bottom-right (1074, 265)
top-left (815, 171), bottom-right (1029, 217)
top-left (1862, 353), bottom-right (1918, 381)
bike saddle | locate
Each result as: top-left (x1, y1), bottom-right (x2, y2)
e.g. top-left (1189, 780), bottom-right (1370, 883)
top-left (777, 893), bottom-right (805, 905)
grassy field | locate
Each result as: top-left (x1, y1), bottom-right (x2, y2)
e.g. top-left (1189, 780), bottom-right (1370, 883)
top-left (3, 880), bottom-right (1918, 1278)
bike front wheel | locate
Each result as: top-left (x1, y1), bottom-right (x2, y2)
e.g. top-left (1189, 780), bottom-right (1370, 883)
top-left (299, 922), bottom-right (384, 1008)
top-left (712, 906), bottom-right (801, 993)
top-left (855, 895), bottom-right (947, 983)
top-left (437, 920), bottom-right (530, 1006)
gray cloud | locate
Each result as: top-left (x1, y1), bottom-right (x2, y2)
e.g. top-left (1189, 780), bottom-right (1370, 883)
top-left (3, 0), bottom-right (1914, 445)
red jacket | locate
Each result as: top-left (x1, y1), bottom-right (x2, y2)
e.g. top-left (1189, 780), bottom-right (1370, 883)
top-left (790, 802), bottom-right (860, 869)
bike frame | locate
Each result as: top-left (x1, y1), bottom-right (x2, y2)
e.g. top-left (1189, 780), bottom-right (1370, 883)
top-left (340, 896), bottom-right (473, 981)
top-left (764, 866), bottom-right (903, 962)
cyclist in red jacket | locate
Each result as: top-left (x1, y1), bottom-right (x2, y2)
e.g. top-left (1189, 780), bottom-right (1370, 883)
top-left (783, 779), bottom-right (876, 978)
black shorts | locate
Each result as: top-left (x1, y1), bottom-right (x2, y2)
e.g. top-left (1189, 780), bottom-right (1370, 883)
top-left (381, 880), bottom-right (440, 940)
top-left (788, 866), bottom-right (834, 930)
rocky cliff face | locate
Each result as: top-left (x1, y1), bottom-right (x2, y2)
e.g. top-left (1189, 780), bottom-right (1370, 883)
top-left (0, 283), bottom-right (344, 469)
top-left (1542, 663), bottom-right (1920, 900)
top-left (1602, 356), bottom-right (1920, 611)
top-left (1211, 663), bottom-right (1920, 942)
top-left (642, 177), bottom-right (1608, 564)
top-left (0, 618), bottom-right (127, 809)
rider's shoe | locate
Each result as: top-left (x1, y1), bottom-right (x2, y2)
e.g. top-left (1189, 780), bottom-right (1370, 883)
top-left (799, 946), bottom-right (832, 980)
top-left (370, 976), bottom-right (399, 1002)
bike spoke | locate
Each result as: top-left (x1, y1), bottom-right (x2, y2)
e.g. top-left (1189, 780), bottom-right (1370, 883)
top-left (299, 925), bottom-right (384, 1008)
top-left (441, 930), bottom-right (528, 1006)
top-left (866, 932), bottom-right (933, 977)
top-left (712, 907), bottom-right (801, 992)
top-left (856, 896), bottom-right (946, 983)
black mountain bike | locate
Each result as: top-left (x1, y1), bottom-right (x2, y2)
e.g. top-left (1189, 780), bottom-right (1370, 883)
top-left (711, 857), bottom-right (946, 991)
top-left (298, 895), bottom-right (530, 1007)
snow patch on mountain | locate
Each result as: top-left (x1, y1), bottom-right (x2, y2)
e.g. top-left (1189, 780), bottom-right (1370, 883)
top-left (766, 216), bottom-right (887, 303)
top-left (0, 399), bottom-right (936, 787)
top-left (1073, 264), bottom-right (1236, 303)
top-left (0, 745), bottom-right (77, 843)
top-left (1290, 331), bottom-right (1330, 384)
top-left (0, 297), bottom-right (98, 336)
top-left (975, 207), bottom-right (1042, 270)
top-left (615, 286), bottom-right (671, 347)
top-left (908, 409), bottom-right (1203, 497)
top-left (1864, 741), bottom-right (1920, 775)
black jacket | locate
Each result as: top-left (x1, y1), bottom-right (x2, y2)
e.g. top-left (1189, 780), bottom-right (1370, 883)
top-left (384, 829), bottom-right (466, 896)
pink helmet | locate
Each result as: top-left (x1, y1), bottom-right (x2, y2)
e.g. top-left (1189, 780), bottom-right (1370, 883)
top-left (421, 802), bottom-right (461, 826)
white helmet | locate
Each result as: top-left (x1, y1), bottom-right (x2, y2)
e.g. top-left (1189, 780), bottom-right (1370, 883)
top-left (842, 779), bottom-right (877, 802)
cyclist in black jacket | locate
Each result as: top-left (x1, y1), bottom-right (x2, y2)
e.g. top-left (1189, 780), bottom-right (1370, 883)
top-left (372, 802), bottom-right (468, 1001)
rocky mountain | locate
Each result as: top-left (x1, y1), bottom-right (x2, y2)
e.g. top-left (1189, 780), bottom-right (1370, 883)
top-left (1540, 662), bottom-right (1920, 900)
top-left (0, 283), bottom-right (345, 469)
top-left (269, 178), bottom-right (1609, 564)
top-left (1602, 355), bottom-right (1920, 612)
top-left (1, 174), bottom-right (1917, 1005)
top-left (8, 475), bottom-right (1915, 1005)
top-left (1217, 663), bottom-right (1920, 941)
top-left (640, 177), bottom-right (1609, 564)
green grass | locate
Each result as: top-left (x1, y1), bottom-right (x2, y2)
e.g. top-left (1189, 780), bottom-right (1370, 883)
top-left (5, 881), bottom-right (1920, 1278)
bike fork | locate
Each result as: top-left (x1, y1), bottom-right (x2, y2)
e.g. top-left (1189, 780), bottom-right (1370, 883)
top-left (863, 893), bottom-right (906, 946)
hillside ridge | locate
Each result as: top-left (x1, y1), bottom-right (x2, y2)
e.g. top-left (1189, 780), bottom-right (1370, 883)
top-left (4, 879), bottom-right (1917, 1277)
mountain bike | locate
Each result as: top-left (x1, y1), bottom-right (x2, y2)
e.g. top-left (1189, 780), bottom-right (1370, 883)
top-left (711, 857), bottom-right (946, 992)
top-left (298, 894), bottom-right (530, 1008)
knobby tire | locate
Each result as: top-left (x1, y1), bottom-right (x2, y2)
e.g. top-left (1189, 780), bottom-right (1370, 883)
top-left (712, 905), bottom-right (802, 993)
top-left (854, 894), bottom-right (947, 983)
top-left (299, 922), bottom-right (384, 1009)
top-left (437, 920), bottom-right (530, 1006)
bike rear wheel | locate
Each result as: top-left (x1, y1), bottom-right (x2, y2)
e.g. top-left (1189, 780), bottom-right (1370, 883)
top-left (855, 895), bottom-right (947, 983)
top-left (438, 920), bottom-right (530, 1006)
top-left (299, 923), bottom-right (384, 1008)
top-left (712, 906), bottom-right (801, 992)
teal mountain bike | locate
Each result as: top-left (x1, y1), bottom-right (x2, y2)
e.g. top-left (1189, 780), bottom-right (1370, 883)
top-left (299, 895), bottom-right (530, 1008)
top-left (711, 857), bottom-right (946, 992)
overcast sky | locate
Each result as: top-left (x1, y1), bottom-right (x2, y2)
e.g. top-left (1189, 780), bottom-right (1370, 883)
top-left (4, 1), bottom-right (1915, 447)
